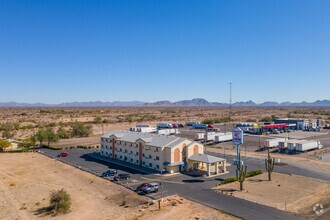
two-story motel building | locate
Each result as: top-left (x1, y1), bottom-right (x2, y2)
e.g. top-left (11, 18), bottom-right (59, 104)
top-left (100, 130), bottom-right (227, 175)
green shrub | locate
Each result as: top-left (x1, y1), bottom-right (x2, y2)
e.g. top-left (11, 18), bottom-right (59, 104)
top-left (220, 169), bottom-right (263, 184)
top-left (49, 189), bottom-right (71, 214)
top-left (246, 169), bottom-right (263, 177)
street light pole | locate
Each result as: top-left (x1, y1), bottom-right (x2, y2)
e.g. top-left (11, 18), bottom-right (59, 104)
top-left (229, 82), bottom-right (232, 128)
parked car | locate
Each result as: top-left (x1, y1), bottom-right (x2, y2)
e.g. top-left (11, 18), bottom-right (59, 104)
top-left (172, 123), bottom-right (178, 128)
top-left (135, 183), bottom-right (149, 193)
top-left (114, 173), bottom-right (131, 181)
top-left (177, 123), bottom-right (184, 128)
top-left (101, 169), bottom-right (117, 177)
top-left (142, 182), bottom-right (159, 194)
top-left (58, 152), bottom-right (69, 157)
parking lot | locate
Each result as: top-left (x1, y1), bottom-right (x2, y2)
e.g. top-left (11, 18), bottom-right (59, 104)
top-left (39, 147), bottom-right (330, 220)
top-left (177, 125), bottom-right (330, 153)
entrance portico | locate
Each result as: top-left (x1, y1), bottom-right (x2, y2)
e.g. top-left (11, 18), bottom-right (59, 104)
top-left (187, 154), bottom-right (227, 176)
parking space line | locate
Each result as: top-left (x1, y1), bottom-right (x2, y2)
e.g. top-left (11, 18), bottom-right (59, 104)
top-left (140, 177), bottom-right (185, 185)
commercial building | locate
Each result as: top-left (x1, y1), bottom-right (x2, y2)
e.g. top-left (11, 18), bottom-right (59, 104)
top-left (100, 130), bottom-right (226, 175)
top-left (274, 118), bottom-right (309, 130)
top-left (274, 118), bottom-right (325, 130)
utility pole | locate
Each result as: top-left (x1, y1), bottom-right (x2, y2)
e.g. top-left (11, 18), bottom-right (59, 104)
top-left (229, 82), bottom-right (233, 130)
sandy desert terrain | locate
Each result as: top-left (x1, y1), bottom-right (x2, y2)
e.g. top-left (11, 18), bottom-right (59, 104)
top-left (0, 153), bottom-right (237, 220)
top-left (214, 172), bottom-right (330, 216)
top-left (1, 106), bottom-right (329, 140)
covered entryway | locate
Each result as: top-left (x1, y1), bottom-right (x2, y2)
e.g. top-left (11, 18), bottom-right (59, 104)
top-left (187, 154), bottom-right (227, 176)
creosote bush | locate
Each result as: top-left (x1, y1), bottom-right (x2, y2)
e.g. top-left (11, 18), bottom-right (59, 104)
top-left (49, 189), bottom-right (71, 214)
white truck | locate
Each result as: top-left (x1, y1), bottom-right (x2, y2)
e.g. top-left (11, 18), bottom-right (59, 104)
top-left (157, 128), bottom-right (180, 135)
top-left (138, 127), bottom-right (157, 133)
top-left (214, 133), bottom-right (232, 143)
top-left (195, 132), bottom-right (232, 142)
top-left (195, 132), bottom-right (205, 140)
top-left (295, 140), bottom-right (323, 152)
top-left (264, 138), bottom-right (288, 148)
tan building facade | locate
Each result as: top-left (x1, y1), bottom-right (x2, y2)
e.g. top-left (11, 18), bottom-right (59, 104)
top-left (100, 130), bottom-right (210, 174)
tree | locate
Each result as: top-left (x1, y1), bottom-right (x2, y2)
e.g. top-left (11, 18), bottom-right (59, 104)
top-left (36, 129), bottom-right (46, 146)
top-left (44, 128), bottom-right (59, 147)
top-left (29, 134), bottom-right (37, 146)
top-left (0, 139), bottom-right (11, 152)
top-left (49, 189), bottom-right (71, 214)
top-left (94, 116), bottom-right (103, 124)
top-left (1, 122), bottom-right (14, 139)
top-left (57, 127), bottom-right (71, 139)
top-left (2, 130), bottom-right (14, 139)
top-left (260, 116), bottom-right (272, 123)
top-left (71, 122), bottom-right (91, 137)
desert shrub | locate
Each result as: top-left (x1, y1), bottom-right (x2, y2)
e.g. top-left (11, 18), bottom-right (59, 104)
top-left (49, 189), bottom-right (71, 214)
top-left (220, 177), bottom-right (238, 184)
top-left (71, 122), bottom-right (92, 137)
top-left (260, 116), bottom-right (273, 122)
top-left (246, 169), bottom-right (263, 177)
top-left (57, 127), bottom-right (72, 139)
top-left (220, 170), bottom-right (263, 184)
top-left (0, 139), bottom-right (11, 152)
top-left (201, 119), bottom-right (214, 124)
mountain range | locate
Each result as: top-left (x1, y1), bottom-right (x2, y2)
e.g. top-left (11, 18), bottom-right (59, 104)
top-left (0, 98), bottom-right (330, 107)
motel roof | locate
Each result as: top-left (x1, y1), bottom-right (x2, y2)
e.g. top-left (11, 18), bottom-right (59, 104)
top-left (101, 130), bottom-right (189, 148)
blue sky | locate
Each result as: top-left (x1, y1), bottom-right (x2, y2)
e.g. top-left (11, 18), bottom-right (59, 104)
top-left (0, 0), bottom-right (329, 104)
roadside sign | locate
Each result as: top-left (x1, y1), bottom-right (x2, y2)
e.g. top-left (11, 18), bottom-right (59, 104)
top-left (232, 127), bottom-right (244, 145)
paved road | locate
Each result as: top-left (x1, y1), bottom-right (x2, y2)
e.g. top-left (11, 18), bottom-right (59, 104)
top-left (40, 148), bottom-right (306, 220)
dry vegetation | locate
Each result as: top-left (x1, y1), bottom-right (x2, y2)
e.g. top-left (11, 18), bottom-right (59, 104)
top-left (1, 106), bottom-right (330, 141)
top-left (214, 172), bottom-right (330, 217)
top-left (0, 153), bottom-right (237, 220)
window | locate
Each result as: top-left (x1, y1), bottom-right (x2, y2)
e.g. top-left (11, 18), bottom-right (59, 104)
top-left (130, 151), bottom-right (133, 154)
top-left (155, 148), bottom-right (159, 152)
top-left (143, 153), bottom-right (145, 157)
top-left (149, 155), bottom-right (152, 159)
top-left (156, 165), bottom-right (160, 169)
top-left (149, 163), bottom-right (152, 167)
top-left (105, 151), bottom-right (108, 155)
top-left (156, 156), bottom-right (159, 160)
top-left (110, 146), bottom-right (112, 150)
top-left (136, 152), bottom-right (138, 156)
top-left (119, 155), bottom-right (122, 159)
top-left (143, 161), bottom-right (145, 165)
top-left (130, 143), bottom-right (132, 147)
top-left (120, 148), bottom-right (122, 152)
top-left (124, 149), bottom-right (127, 153)
top-left (136, 160), bottom-right (139, 164)
top-left (130, 158), bottom-right (133, 162)
top-left (101, 144), bottom-right (104, 148)
top-left (110, 153), bottom-right (112, 157)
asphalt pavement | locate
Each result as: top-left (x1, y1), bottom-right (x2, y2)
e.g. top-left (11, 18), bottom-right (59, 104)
top-left (39, 148), bottom-right (308, 220)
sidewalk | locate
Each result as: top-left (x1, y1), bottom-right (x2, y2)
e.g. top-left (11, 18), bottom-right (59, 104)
top-left (87, 153), bottom-right (159, 174)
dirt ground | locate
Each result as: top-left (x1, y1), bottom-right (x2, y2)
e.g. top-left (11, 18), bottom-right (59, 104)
top-left (0, 153), bottom-right (237, 220)
top-left (214, 172), bottom-right (330, 216)
top-left (2, 106), bottom-right (330, 140)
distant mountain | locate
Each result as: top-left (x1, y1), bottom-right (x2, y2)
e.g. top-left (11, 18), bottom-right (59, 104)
top-left (57, 101), bottom-right (145, 107)
top-left (233, 100), bottom-right (257, 106)
top-left (0, 99), bottom-right (329, 107)
top-left (145, 100), bottom-right (173, 106)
